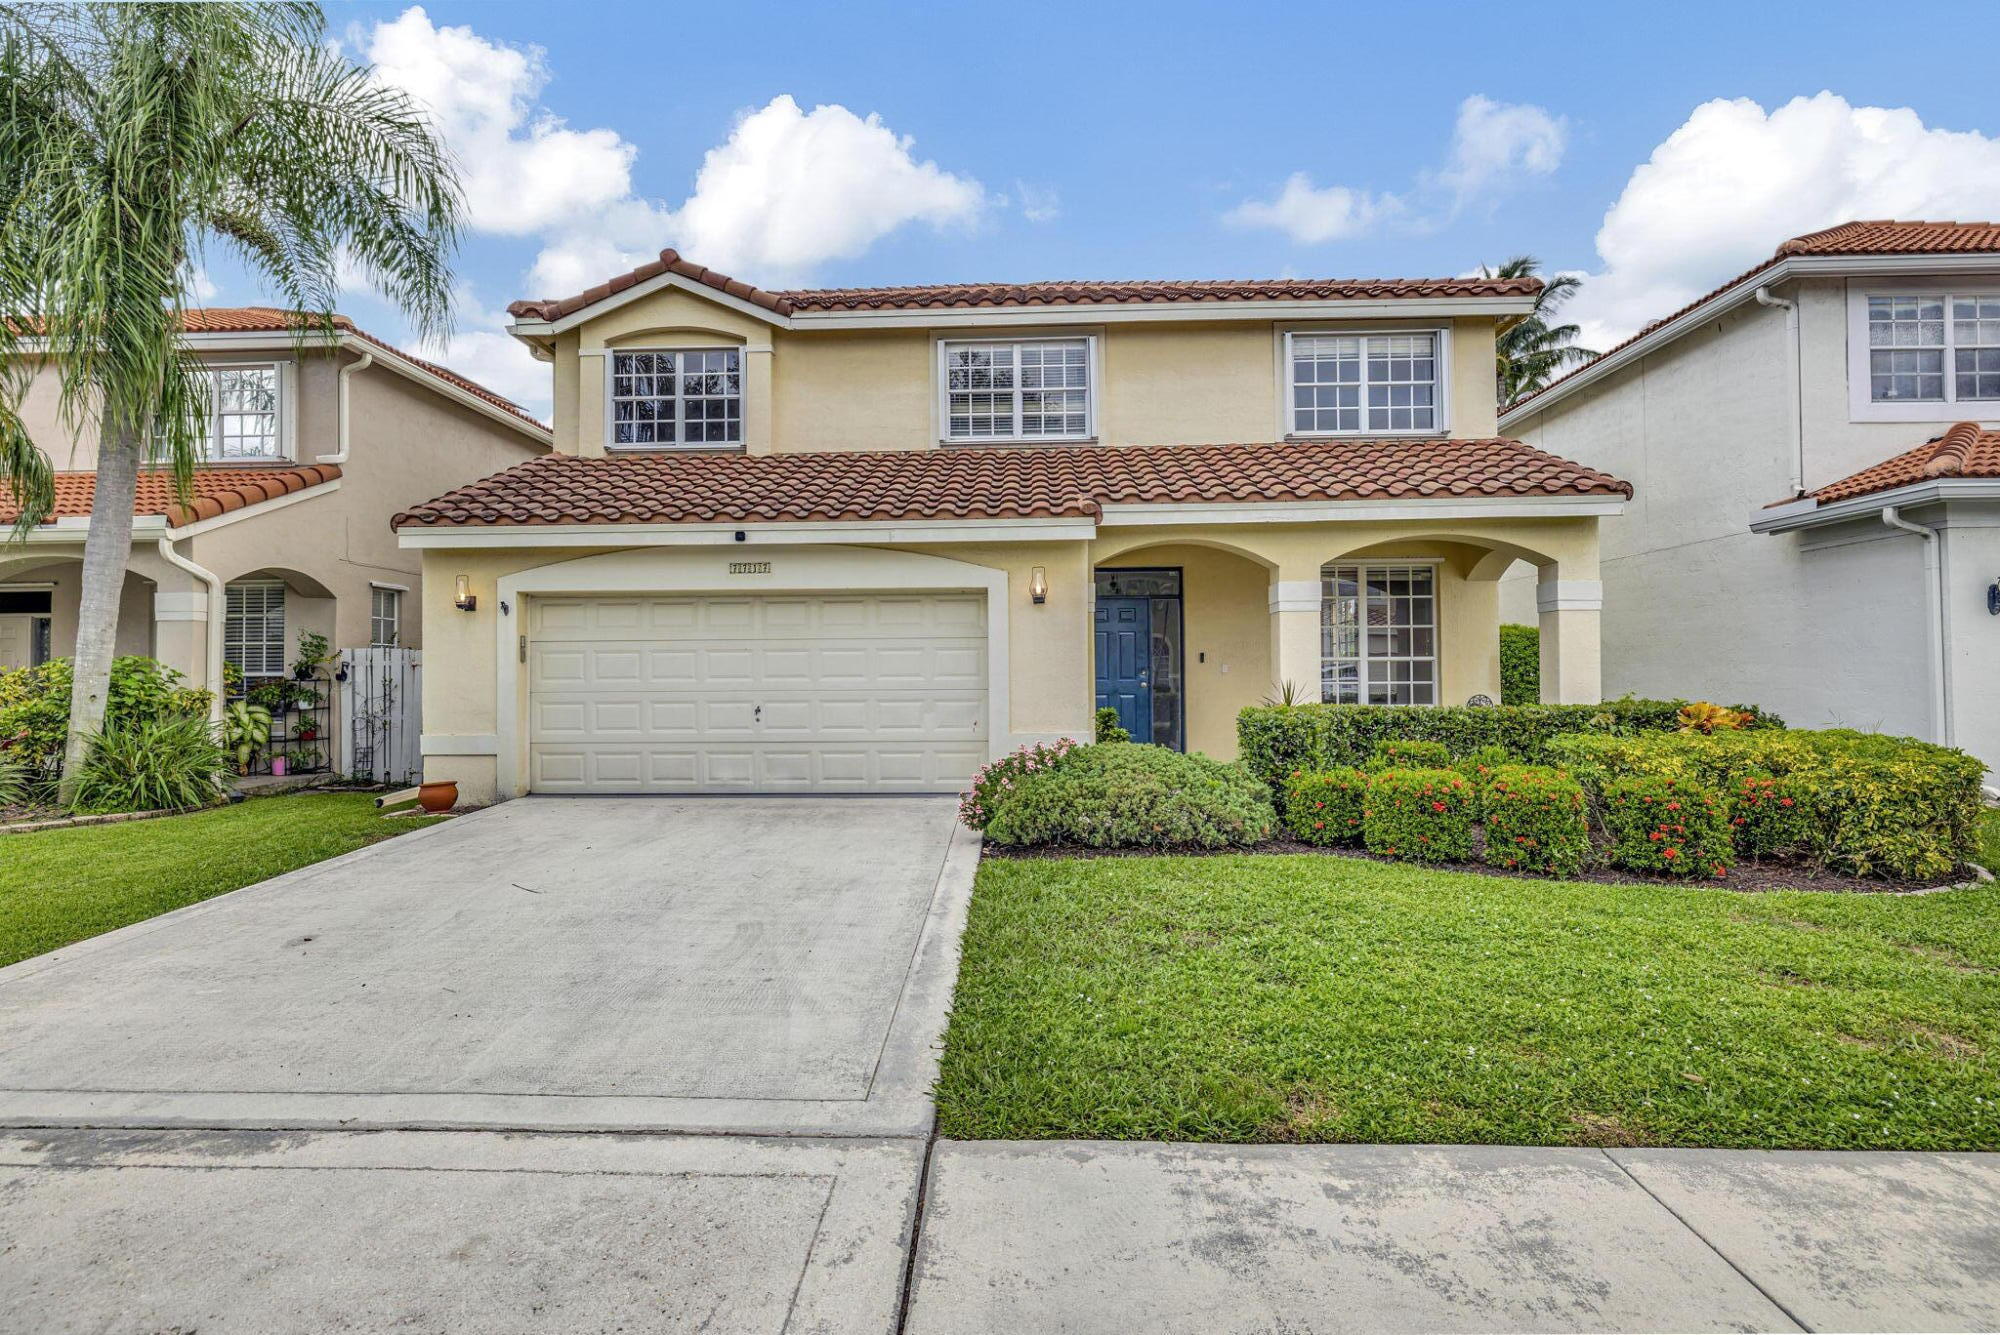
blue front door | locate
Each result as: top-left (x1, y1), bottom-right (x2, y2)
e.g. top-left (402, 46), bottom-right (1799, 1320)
top-left (1094, 596), bottom-right (1151, 740)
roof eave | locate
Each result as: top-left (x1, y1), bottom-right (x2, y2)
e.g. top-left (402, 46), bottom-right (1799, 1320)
top-left (1750, 477), bottom-right (2000, 533)
top-left (1501, 251), bottom-right (2000, 428)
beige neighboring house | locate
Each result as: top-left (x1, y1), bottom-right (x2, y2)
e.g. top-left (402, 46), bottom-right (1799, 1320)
top-left (1498, 220), bottom-right (2000, 779)
top-left (394, 251), bottom-right (1632, 804)
top-left (0, 308), bottom-right (551, 772)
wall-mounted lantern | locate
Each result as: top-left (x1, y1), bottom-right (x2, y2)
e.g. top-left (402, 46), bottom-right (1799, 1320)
top-left (453, 574), bottom-right (478, 612)
top-left (1029, 566), bottom-right (1049, 605)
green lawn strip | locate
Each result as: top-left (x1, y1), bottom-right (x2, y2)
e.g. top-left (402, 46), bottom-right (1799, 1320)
top-left (936, 853), bottom-right (2000, 1150)
top-left (1979, 807), bottom-right (2000, 874)
top-left (0, 792), bottom-right (444, 968)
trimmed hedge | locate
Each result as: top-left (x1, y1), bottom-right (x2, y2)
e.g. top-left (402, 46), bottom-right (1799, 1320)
top-left (1499, 623), bottom-right (1540, 705)
top-left (1237, 697), bottom-right (1781, 791)
top-left (983, 742), bottom-right (1275, 850)
top-left (1482, 764), bottom-right (1591, 876)
top-left (1729, 772), bottom-right (1817, 860)
top-left (1362, 767), bottom-right (1474, 863)
top-left (1370, 738), bottom-right (1450, 770)
top-left (1601, 775), bottom-right (1734, 880)
top-left (1548, 729), bottom-right (1984, 881)
top-left (1282, 767), bottom-right (1369, 846)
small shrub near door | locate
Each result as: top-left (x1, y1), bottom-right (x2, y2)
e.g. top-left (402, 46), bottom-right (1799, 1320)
top-left (1094, 707), bottom-right (1131, 743)
top-left (1481, 765), bottom-right (1591, 876)
top-left (1362, 768), bottom-right (1474, 863)
top-left (982, 742), bottom-right (1276, 850)
top-left (1498, 623), bottom-right (1540, 704)
top-left (1601, 775), bottom-right (1733, 880)
top-left (958, 736), bottom-right (1081, 830)
top-left (1282, 768), bottom-right (1369, 846)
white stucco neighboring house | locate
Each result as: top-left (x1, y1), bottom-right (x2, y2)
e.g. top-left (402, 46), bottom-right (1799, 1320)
top-left (1497, 220), bottom-right (2000, 779)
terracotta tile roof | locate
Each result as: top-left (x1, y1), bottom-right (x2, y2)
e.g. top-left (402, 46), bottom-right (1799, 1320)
top-left (170, 307), bottom-right (544, 428)
top-left (505, 249), bottom-right (1542, 323)
top-left (0, 464), bottom-right (340, 528)
top-left (1508, 220), bottom-right (2000, 415)
top-left (1787, 421), bottom-right (2000, 507)
top-left (392, 438), bottom-right (1630, 529)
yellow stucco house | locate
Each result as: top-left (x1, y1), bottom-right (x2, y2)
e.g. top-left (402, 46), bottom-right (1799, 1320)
top-left (394, 252), bottom-right (1631, 803)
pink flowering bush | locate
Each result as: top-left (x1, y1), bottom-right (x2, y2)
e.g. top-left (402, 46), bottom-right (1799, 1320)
top-left (958, 736), bottom-right (1082, 829)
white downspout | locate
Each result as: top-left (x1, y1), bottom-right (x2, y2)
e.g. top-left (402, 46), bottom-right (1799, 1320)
top-left (1881, 505), bottom-right (1948, 745)
top-left (156, 537), bottom-right (226, 725)
top-left (1754, 285), bottom-right (1804, 496)
top-left (317, 350), bottom-right (373, 465)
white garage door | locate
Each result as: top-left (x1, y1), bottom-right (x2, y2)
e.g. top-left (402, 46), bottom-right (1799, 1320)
top-left (527, 592), bottom-right (988, 793)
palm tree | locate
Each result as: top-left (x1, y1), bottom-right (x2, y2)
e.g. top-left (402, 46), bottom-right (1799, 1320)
top-left (0, 2), bottom-right (461, 802)
top-left (1484, 255), bottom-right (1598, 408)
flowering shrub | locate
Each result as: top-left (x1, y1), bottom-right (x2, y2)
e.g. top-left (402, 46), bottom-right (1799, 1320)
top-left (1362, 767), bottom-right (1474, 863)
top-left (1601, 775), bottom-right (1732, 880)
top-left (1282, 767), bottom-right (1369, 846)
top-left (1729, 772), bottom-right (1817, 859)
top-left (1455, 744), bottom-right (1513, 814)
top-left (983, 742), bottom-right (1275, 849)
top-left (1369, 738), bottom-right (1451, 771)
top-left (958, 736), bottom-right (1081, 829)
top-left (1481, 764), bottom-right (1591, 877)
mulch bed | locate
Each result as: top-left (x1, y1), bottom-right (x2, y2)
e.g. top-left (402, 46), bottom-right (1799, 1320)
top-left (982, 830), bottom-right (1983, 895)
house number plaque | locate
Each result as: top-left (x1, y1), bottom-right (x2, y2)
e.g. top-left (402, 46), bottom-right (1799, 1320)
top-left (727, 561), bottom-right (772, 575)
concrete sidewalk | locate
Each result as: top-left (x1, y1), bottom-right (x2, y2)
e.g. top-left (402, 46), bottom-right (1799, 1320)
top-left (905, 1141), bottom-right (2000, 1334)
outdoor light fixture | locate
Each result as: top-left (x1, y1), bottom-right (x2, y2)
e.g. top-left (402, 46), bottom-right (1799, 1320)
top-left (453, 574), bottom-right (477, 612)
top-left (1030, 566), bottom-right (1048, 604)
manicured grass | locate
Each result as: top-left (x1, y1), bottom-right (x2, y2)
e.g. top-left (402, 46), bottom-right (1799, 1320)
top-left (1980, 807), bottom-right (2000, 874)
top-left (936, 853), bottom-right (2000, 1149)
top-left (0, 793), bottom-right (443, 968)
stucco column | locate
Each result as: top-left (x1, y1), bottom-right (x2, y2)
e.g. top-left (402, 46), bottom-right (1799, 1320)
top-left (151, 584), bottom-right (211, 696)
top-left (1536, 574), bottom-right (1603, 704)
top-left (743, 342), bottom-right (774, 455)
top-left (1268, 567), bottom-right (1322, 703)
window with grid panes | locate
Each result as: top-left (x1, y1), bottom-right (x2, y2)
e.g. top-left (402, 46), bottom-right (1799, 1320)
top-left (1320, 564), bottom-right (1437, 705)
top-left (159, 365), bottom-right (282, 460)
top-left (370, 587), bottom-right (401, 646)
top-left (1867, 295), bottom-right (2000, 403)
top-left (610, 348), bottom-right (742, 446)
top-left (943, 339), bottom-right (1090, 441)
top-left (1292, 333), bottom-right (1440, 434)
top-left (225, 582), bottom-right (286, 679)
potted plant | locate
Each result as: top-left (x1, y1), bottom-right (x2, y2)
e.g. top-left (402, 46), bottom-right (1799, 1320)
top-left (292, 631), bottom-right (332, 682)
top-left (223, 701), bottom-right (272, 775)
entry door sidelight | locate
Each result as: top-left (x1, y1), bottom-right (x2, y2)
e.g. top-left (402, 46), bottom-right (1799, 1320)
top-left (1094, 597), bottom-right (1152, 742)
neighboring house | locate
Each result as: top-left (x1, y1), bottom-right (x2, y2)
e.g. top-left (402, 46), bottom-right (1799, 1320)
top-left (1498, 220), bottom-right (2000, 777)
top-left (0, 308), bottom-right (552, 772)
top-left (394, 251), bottom-right (1630, 802)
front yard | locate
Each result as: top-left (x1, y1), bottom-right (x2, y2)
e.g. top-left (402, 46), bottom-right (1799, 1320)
top-left (935, 851), bottom-right (2000, 1150)
top-left (0, 793), bottom-right (443, 968)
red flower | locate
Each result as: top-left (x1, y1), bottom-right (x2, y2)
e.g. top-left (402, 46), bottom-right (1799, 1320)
top-left (1665, 801), bottom-right (1681, 812)
top-left (1662, 847), bottom-right (1679, 859)
top-left (1431, 801), bottom-right (1447, 812)
top-left (1779, 797), bottom-right (1794, 807)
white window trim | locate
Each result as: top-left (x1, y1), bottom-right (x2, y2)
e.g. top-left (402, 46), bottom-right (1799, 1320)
top-left (1282, 328), bottom-right (1452, 439)
top-left (603, 344), bottom-right (745, 452)
top-left (1847, 278), bottom-right (2000, 422)
top-left (184, 361), bottom-right (291, 463)
top-left (369, 585), bottom-right (403, 647)
top-left (1319, 559), bottom-right (1444, 706)
top-left (934, 333), bottom-right (1099, 445)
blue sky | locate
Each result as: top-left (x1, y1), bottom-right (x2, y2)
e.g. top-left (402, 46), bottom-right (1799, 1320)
top-left (209, 0), bottom-right (2000, 418)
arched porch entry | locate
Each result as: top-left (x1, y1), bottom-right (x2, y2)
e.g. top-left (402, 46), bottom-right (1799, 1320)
top-left (0, 552), bottom-right (156, 671)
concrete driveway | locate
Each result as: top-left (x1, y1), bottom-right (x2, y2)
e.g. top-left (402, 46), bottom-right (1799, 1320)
top-left (0, 796), bottom-right (976, 1136)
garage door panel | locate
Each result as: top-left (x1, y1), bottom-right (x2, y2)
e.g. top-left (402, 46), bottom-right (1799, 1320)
top-left (528, 592), bottom-right (988, 794)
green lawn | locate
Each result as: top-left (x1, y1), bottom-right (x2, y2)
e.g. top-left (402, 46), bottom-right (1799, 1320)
top-left (0, 793), bottom-right (443, 968)
top-left (1980, 807), bottom-right (2000, 874)
top-left (936, 853), bottom-right (2000, 1150)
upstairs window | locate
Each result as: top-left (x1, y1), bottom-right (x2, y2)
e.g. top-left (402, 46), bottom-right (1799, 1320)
top-left (1866, 294), bottom-right (2000, 403)
top-left (1290, 332), bottom-right (1443, 435)
top-left (610, 348), bottom-right (742, 448)
top-left (165, 364), bottom-right (283, 461)
top-left (942, 338), bottom-right (1092, 442)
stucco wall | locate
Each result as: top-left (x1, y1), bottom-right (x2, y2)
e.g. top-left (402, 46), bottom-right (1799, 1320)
top-left (1502, 277), bottom-right (1994, 762)
top-left (546, 286), bottom-right (1503, 457)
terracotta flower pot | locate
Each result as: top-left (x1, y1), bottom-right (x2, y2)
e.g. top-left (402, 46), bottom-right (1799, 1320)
top-left (417, 780), bottom-right (458, 814)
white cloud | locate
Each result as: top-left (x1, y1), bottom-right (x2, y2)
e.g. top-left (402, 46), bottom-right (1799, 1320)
top-left (417, 288), bottom-right (551, 420)
top-left (1229, 95), bottom-right (1561, 244)
top-left (1433, 95), bottom-right (1566, 207)
top-left (1225, 173), bottom-right (1401, 244)
top-left (529, 95), bottom-right (987, 291)
top-left (1014, 181), bottom-right (1062, 224)
top-left (364, 7), bottom-right (633, 236)
top-left (1567, 92), bottom-right (2000, 349)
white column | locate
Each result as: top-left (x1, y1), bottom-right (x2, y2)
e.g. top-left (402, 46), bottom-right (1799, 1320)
top-left (1268, 572), bottom-right (1321, 703)
top-left (1536, 576), bottom-right (1603, 704)
top-left (152, 588), bottom-right (212, 696)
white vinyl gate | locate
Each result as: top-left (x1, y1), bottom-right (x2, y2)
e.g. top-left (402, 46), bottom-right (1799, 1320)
top-left (340, 647), bottom-right (423, 785)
